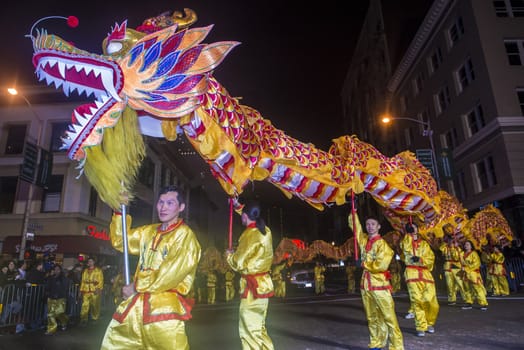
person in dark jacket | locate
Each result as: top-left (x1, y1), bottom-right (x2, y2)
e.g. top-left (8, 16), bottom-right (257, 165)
top-left (45, 265), bottom-right (71, 335)
top-left (26, 261), bottom-right (47, 286)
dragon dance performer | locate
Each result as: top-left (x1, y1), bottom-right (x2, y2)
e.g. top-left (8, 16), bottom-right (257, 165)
top-left (101, 185), bottom-right (201, 350)
top-left (400, 223), bottom-right (440, 337)
top-left (348, 213), bottom-right (404, 350)
top-left (439, 234), bottom-right (469, 305)
top-left (460, 240), bottom-right (488, 311)
top-left (206, 270), bottom-right (217, 305)
top-left (225, 268), bottom-right (236, 302)
top-left (271, 261), bottom-right (287, 298)
top-left (226, 200), bottom-right (274, 350)
top-left (486, 245), bottom-right (510, 296)
top-left (314, 261), bottom-right (326, 295)
top-left (79, 257), bottom-right (104, 326)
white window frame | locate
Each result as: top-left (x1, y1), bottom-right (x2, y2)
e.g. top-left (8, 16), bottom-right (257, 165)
top-left (517, 88), bottom-right (524, 115)
top-left (427, 47), bottom-right (443, 74)
top-left (463, 103), bottom-right (486, 137)
top-left (493, 0), bottom-right (524, 17)
top-left (434, 85), bottom-right (451, 115)
top-left (472, 156), bottom-right (497, 193)
top-left (505, 40), bottom-right (524, 65)
top-left (455, 58), bottom-right (475, 93)
top-left (447, 16), bottom-right (465, 48)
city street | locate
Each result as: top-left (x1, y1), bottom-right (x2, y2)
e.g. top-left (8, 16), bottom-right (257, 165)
top-left (0, 291), bottom-right (523, 350)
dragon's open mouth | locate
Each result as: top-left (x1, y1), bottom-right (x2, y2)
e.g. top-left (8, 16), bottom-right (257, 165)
top-left (32, 49), bottom-right (124, 160)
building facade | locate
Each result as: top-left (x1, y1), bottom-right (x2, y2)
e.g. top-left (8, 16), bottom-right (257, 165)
top-left (0, 86), bottom-right (227, 266)
top-left (343, 0), bottom-right (524, 238)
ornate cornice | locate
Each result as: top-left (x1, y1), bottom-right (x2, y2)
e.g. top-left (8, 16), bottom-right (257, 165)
top-left (387, 0), bottom-right (452, 93)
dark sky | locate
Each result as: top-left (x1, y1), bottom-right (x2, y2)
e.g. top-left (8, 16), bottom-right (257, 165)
top-left (1, 0), bottom-right (431, 149)
top-left (1, 1), bottom-right (432, 236)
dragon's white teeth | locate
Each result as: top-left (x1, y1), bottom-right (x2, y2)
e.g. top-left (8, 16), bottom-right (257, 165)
top-left (83, 66), bottom-right (94, 76)
top-left (73, 110), bottom-right (88, 125)
top-left (57, 62), bottom-right (66, 79)
top-left (45, 75), bottom-right (54, 85)
top-left (101, 72), bottom-right (122, 102)
top-left (72, 123), bottom-right (84, 134)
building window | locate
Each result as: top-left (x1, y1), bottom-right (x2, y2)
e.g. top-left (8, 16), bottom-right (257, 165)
top-left (435, 85), bottom-right (451, 115)
top-left (448, 16), bottom-right (465, 47)
top-left (42, 175), bottom-right (63, 212)
top-left (412, 72), bottom-right (425, 96)
top-left (50, 122), bottom-right (70, 152)
top-left (465, 103), bottom-right (486, 136)
top-left (517, 88), bottom-right (524, 114)
top-left (0, 176), bottom-right (18, 214)
top-left (505, 40), bottom-right (524, 65)
top-left (443, 127), bottom-right (459, 150)
top-left (493, 0), bottom-right (524, 17)
top-left (474, 156), bottom-right (497, 192)
top-left (456, 58), bottom-right (476, 93)
top-left (4, 124), bottom-right (27, 155)
top-left (428, 47), bottom-right (443, 74)
top-left (455, 170), bottom-right (467, 201)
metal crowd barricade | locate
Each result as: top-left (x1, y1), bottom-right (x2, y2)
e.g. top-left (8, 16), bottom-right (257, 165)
top-left (0, 282), bottom-right (115, 330)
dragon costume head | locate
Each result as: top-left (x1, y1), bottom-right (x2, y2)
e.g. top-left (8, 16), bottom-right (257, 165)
top-left (29, 9), bottom-right (239, 209)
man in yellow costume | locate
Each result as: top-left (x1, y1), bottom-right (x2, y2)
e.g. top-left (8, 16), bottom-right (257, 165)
top-left (101, 185), bottom-right (201, 350)
top-left (207, 270), bottom-right (217, 305)
top-left (439, 234), bottom-right (469, 305)
top-left (271, 261), bottom-right (287, 298)
top-left (226, 200), bottom-right (274, 350)
top-left (487, 245), bottom-right (510, 296)
top-left (400, 223), bottom-right (440, 337)
top-left (314, 261), bottom-right (326, 295)
top-left (346, 259), bottom-right (357, 294)
top-left (79, 257), bottom-right (104, 326)
top-left (225, 268), bottom-right (236, 302)
top-left (348, 213), bottom-right (404, 350)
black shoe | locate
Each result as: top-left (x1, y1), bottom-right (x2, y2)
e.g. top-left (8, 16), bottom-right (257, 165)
top-left (461, 304), bottom-right (473, 310)
top-left (447, 302), bottom-right (456, 306)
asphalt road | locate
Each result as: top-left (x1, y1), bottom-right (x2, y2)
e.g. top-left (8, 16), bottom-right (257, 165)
top-left (1, 291), bottom-right (523, 350)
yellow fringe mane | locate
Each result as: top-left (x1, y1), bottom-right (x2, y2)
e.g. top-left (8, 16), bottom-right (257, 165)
top-left (83, 107), bottom-right (146, 210)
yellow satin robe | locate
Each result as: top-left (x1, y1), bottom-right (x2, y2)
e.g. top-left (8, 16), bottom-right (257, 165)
top-left (46, 298), bottom-right (68, 334)
top-left (314, 265), bottom-right (326, 295)
top-left (225, 269), bottom-right (236, 302)
top-left (271, 262), bottom-right (286, 298)
top-left (460, 249), bottom-right (488, 307)
top-left (350, 214), bottom-right (404, 350)
top-left (227, 224), bottom-right (274, 350)
top-left (487, 251), bottom-right (510, 296)
top-left (207, 271), bottom-right (217, 305)
top-left (101, 214), bottom-right (201, 350)
top-left (80, 266), bottom-right (104, 322)
top-left (439, 243), bottom-right (469, 303)
top-left (400, 234), bottom-right (440, 332)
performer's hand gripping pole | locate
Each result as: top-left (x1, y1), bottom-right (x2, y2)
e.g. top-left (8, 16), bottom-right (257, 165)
top-left (121, 203), bottom-right (131, 285)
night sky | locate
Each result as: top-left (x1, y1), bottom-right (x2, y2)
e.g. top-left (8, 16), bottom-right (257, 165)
top-left (1, 0), bottom-right (431, 148)
top-left (1, 1), bottom-right (432, 237)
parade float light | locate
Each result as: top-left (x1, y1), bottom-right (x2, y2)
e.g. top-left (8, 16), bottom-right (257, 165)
top-left (8, 87), bottom-right (44, 261)
top-left (381, 113), bottom-right (441, 189)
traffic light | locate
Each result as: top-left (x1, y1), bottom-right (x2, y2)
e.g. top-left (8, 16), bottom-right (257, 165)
top-left (24, 249), bottom-right (35, 260)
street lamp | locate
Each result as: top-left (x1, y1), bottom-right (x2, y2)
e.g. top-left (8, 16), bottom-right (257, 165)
top-left (8, 87), bottom-right (44, 261)
top-left (381, 114), bottom-right (441, 189)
